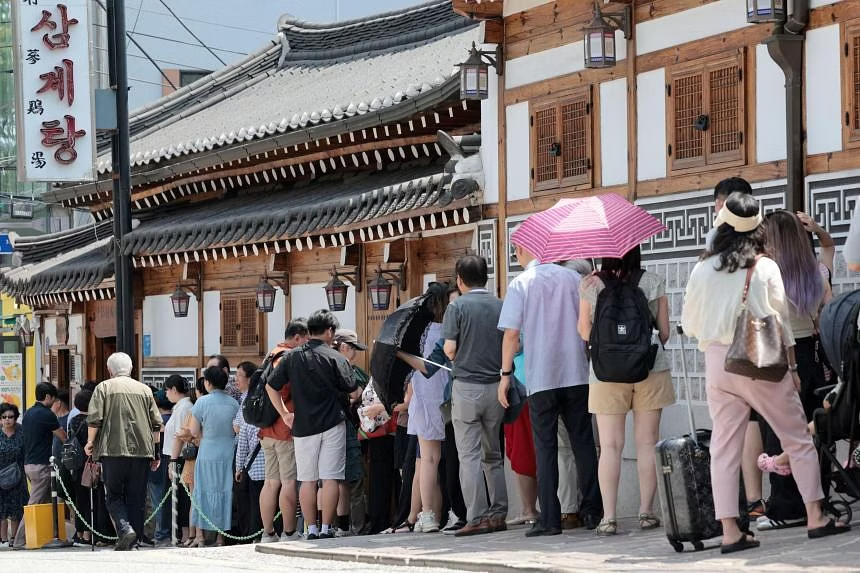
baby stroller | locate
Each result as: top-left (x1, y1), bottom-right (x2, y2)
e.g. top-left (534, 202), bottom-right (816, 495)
top-left (815, 289), bottom-right (860, 523)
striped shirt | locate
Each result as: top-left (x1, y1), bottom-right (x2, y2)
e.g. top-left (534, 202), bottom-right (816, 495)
top-left (235, 419), bottom-right (265, 481)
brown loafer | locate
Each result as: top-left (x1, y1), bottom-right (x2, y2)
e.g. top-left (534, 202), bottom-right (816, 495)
top-left (561, 513), bottom-right (583, 530)
top-left (489, 516), bottom-right (507, 532)
top-left (454, 518), bottom-right (493, 537)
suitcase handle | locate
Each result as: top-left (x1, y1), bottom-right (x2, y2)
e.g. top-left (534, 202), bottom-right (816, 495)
top-left (676, 323), bottom-right (698, 442)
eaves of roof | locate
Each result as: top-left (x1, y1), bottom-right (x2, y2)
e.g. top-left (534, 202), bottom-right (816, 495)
top-left (13, 219), bottom-right (114, 264)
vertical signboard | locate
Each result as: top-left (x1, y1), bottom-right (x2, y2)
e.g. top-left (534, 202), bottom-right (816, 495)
top-left (0, 353), bottom-right (24, 410)
top-left (12, 0), bottom-right (95, 182)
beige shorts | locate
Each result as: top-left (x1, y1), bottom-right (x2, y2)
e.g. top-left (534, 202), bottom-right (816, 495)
top-left (588, 370), bottom-right (676, 415)
top-left (261, 437), bottom-right (297, 482)
top-left (293, 422), bottom-right (346, 482)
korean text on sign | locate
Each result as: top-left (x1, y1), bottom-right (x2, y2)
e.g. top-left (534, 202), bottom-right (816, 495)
top-left (13, 0), bottom-right (95, 182)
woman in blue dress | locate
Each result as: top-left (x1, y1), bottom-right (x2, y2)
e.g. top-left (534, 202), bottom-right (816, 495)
top-left (187, 366), bottom-right (239, 547)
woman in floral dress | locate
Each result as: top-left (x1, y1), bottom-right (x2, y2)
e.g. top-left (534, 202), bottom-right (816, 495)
top-left (0, 403), bottom-right (27, 546)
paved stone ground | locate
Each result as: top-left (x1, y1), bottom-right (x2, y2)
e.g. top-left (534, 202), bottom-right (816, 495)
top-left (256, 518), bottom-right (860, 573)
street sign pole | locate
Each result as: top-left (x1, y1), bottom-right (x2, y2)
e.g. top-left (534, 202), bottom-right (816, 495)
top-left (107, 0), bottom-right (135, 359)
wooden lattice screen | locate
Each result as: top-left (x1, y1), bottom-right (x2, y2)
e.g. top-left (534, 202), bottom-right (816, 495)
top-left (669, 51), bottom-right (744, 172)
top-left (240, 297), bottom-right (257, 347)
top-left (531, 87), bottom-right (591, 192)
top-left (221, 298), bottom-right (239, 348)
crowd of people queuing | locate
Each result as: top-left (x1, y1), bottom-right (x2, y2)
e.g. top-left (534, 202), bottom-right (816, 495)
top-left (0, 176), bottom-right (859, 553)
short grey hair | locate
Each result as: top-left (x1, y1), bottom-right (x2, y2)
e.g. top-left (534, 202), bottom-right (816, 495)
top-left (106, 352), bottom-right (133, 377)
top-left (560, 259), bottom-right (593, 277)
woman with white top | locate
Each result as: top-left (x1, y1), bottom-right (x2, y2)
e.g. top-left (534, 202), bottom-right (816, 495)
top-left (682, 192), bottom-right (850, 553)
top-left (163, 374), bottom-right (193, 545)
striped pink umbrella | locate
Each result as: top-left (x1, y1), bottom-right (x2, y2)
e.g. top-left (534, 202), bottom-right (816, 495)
top-left (510, 194), bottom-right (666, 262)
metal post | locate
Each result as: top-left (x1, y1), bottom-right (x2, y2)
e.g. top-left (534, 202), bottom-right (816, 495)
top-left (107, 0), bottom-right (135, 357)
top-left (42, 457), bottom-right (71, 548)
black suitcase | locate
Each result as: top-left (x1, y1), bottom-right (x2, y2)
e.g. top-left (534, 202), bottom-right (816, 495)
top-left (656, 325), bottom-right (747, 552)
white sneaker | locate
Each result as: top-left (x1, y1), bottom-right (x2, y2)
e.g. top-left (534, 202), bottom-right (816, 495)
top-left (260, 532), bottom-right (280, 543)
top-left (440, 510), bottom-right (461, 532)
top-left (280, 531), bottom-right (299, 542)
top-left (334, 527), bottom-right (354, 538)
top-left (755, 515), bottom-right (806, 531)
top-left (416, 510), bottom-right (439, 533)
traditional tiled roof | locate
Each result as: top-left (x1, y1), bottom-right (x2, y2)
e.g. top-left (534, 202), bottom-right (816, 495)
top-left (0, 238), bottom-right (115, 304)
top-left (13, 219), bottom-right (114, 265)
top-left (123, 153), bottom-right (481, 267)
top-left (55, 1), bottom-right (477, 185)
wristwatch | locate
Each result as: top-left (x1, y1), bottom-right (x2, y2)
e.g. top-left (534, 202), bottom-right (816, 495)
top-left (788, 364), bottom-right (799, 372)
top-left (500, 369), bottom-right (513, 376)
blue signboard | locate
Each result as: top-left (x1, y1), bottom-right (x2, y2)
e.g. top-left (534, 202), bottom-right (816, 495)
top-left (143, 334), bottom-right (151, 358)
top-left (0, 234), bottom-right (12, 254)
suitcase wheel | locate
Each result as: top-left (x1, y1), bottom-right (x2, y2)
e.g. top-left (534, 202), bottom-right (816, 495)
top-left (692, 541), bottom-right (705, 551)
top-left (670, 540), bottom-right (684, 553)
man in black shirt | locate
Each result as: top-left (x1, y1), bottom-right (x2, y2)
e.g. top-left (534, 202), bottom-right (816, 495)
top-left (12, 382), bottom-right (67, 548)
top-left (266, 309), bottom-right (356, 540)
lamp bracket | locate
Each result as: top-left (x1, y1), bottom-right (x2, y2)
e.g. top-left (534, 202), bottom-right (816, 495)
top-left (332, 265), bottom-right (363, 293)
top-left (596, 3), bottom-right (633, 40)
top-left (476, 44), bottom-right (504, 76)
top-left (373, 264), bottom-right (408, 291)
top-left (262, 272), bottom-right (290, 293)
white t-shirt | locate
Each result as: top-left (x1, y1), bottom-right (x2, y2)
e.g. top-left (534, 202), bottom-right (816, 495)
top-left (162, 396), bottom-right (192, 457)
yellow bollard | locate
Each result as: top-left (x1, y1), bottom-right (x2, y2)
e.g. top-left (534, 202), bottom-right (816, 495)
top-left (23, 502), bottom-right (66, 549)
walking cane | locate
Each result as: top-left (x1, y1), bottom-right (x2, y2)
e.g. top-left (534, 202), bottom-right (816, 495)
top-left (43, 456), bottom-right (72, 548)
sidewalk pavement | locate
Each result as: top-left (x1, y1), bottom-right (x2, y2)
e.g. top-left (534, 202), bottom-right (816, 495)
top-left (255, 518), bottom-right (860, 572)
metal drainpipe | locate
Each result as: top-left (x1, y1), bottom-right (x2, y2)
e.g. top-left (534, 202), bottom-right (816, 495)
top-left (764, 0), bottom-right (809, 212)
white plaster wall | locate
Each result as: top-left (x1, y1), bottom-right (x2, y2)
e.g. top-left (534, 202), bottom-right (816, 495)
top-left (422, 274), bottom-right (437, 293)
top-left (600, 78), bottom-right (628, 187)
top-left (43, 316), bottom-right (57, 350)
top-left (142, 294), bottom-right (198, 357)
top-left (637, 68), bottom-right (667, 182)
top-left (291, 283), bottom-right (356, 331)
top-left (756, 44), bottom-right (787, 163)
top-left (503, 0), bottom-right (552, 17)
top-left (481, 71), bottom-right (500, 205)
top-left (806, 25), bottom-right (842, 155)
top-left (637, 0), bottom-right (750, 56)
top-left (506, 38), bottom-right (626, 90)
top-left (68, 315), bottom-right (83, 348)
top-left (506, 102), bottom-right (531, 201)
top-left (266, 288), bottom-right (286, 348)
top-left (203, 290), bottom-right (220, 356)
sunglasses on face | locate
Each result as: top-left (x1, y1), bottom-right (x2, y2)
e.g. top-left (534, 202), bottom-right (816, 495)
top-left (0, 415), bottom-right (15, 420)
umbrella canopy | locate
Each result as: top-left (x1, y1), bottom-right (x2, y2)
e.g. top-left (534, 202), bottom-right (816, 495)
top-left (510, 193), bottom-right (666, 262)
top-left (370, 293), bottom-right (435, 413)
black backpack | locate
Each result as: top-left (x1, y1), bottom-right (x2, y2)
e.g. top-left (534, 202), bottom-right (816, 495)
top-left (242, 349), bottom-right (287, 428)
top-left (61, 418), bottom-right (86, 474)
top-left (589, 269), bottom-right (657, 383)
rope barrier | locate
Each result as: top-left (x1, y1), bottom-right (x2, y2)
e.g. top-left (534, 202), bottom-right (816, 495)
top-left (51, 460), bottom-right (282, 545)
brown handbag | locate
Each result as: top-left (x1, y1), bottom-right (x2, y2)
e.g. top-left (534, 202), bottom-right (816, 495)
top-left (724, 262), bottom-right (789, 382)
top-left (80, 458), bottom-right (101, 488)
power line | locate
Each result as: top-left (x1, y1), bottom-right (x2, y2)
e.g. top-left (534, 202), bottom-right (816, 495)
top-left (92, 24), bottom-right (249, 57)
top-left (157, 0), bottom-right (226, 66)
top-left (118, 5), bottom-right (272, 36)
top-left (90, 44), bottom-right (213, 72)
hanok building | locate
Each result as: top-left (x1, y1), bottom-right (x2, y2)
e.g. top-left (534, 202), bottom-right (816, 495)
top-left (1, 1), bottom-right (485, 386)
top-left (456, 0), bottom-right (860, 513)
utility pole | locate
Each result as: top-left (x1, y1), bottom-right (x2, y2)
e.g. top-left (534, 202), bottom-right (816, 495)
top-left (106, 0), bottom-right (135, 360)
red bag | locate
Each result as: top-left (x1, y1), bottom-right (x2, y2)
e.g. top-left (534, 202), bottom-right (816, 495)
top-left (358, 412), bottom-right (398, 440)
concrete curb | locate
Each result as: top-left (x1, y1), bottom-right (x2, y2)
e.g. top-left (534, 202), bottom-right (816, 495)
top-left (255, 543), bottom-right (567, 573)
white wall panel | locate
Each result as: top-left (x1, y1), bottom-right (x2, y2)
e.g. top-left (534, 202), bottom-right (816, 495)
top-left (481, 71), bottom-right (499, 205)
top-left (43, 317), bottom-right (57, 349)
top-left (637, 0), bottom-right (750, 56)
top-left (806, 25), bottom-right (842, 155)
top-left (143, 294), bottom-right (198, 357)
top-left (756, 44), bottom-right (787, 163)
top-left (68, 314), bottom-right (83, 348)
top-left (600, 78), bottom-right (629, 187)
top-left (266, 288), bottom-right (286, 349)
top-left (637, 68), bottom-right (667, 181)
top-left (291, 283), bottom-right (356, 332)
top-left (505, 38), bottom-right (626, 90)
top-left (203, 291), bottom-right (220, 356)
top-left (506, 102), bottom-right (531, 201)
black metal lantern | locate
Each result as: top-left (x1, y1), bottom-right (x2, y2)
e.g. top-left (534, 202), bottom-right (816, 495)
top-left (457, 42), bottom-right (502, 101)
top-left (255, 279), bottom-right (276, 313)
top-left (325, 272), bottom-right (349, 312)
top-left (17, 318), bottom-right (34, 347)
top-left (746, 0), bottom-right (786, 23)
top-left (582, 1), bottom-right (632, 70)
top-left (368, 270), bottom-right (393, 311)
top-left (170, 286), bottom-right (191, 318)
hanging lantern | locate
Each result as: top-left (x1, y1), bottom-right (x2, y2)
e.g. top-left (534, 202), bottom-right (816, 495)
top-left (325, 273), bottom-right (349, 312)
top-left (459, 43), bottom-right (490, 100)
top-left (170, 287), bottom-right (191, 318)
top-left (582, 1), bottom-right (632, 70)
top-left (746, 0), bottom-right (786, 24)
top-left (255, 279), bottom-right (276, 313)
top-left (368, 270), bottom-right (393, 311)
top-left (17, 317), bottom-right (34, 347)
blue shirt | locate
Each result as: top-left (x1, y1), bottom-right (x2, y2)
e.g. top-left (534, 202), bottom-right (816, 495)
top-left (498, 261), bottom-right (589, 394)
top-left (235, 420), bottom-right (265, 481)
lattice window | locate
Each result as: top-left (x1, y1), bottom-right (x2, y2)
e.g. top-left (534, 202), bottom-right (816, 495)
top-left (844, 22), bottom-right (860, 146)
top-left (668, 51), bottom-right (745, 173)
top-left (531, 87), bottom-right (592, 193)
top-left (220, 293), bottom-right (259, 354)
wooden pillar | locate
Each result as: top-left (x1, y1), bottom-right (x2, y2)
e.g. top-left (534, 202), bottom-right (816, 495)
top-left (626, 6), bottom-right (638, 200)
top-left (495, 22), bottom-right (508, 297)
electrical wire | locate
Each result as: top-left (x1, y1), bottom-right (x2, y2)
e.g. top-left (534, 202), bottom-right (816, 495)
top-left (157, 0), bottom-right (227, 66)
top-left (92, 24), bottom-right (249, 57)
top-left (111, 5), bottom-right (272, 36)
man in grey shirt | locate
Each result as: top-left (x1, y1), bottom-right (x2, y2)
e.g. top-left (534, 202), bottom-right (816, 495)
top-left (442, 255), bottom-right (507, 537)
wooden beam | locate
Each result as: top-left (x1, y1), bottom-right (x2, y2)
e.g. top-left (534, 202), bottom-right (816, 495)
top-left (504, 64), bottom-right (627, 106)
top-left (482, 18), bottom-right (504, 44)
top-left (453, 0), bottom-right (503, 20)
top-left (626, 4), bottom-right (638, 199)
